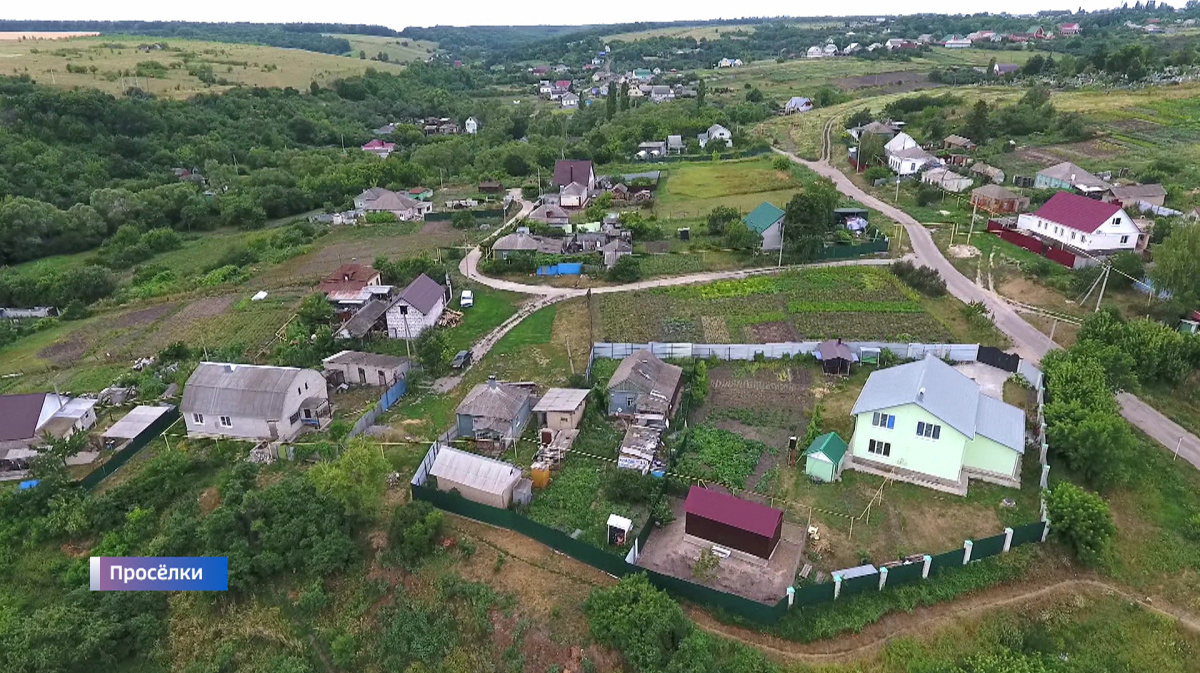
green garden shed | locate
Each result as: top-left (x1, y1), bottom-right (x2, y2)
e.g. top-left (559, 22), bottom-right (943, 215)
top-left (804, 432), bottom-right (848, 483)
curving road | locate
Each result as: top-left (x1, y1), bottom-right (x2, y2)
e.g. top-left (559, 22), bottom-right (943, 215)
top-left (770, 141), bottom-right (1200, 468)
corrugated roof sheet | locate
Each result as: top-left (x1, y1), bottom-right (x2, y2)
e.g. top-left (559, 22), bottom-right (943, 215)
top-left (182, 362), bottom-right (305, 418)
top-left (458, 380), bottom-right (530, 423)
top-left (429, 447), bottom-right (522, 495)
top-left (1109, 183), bottom-right (1166, 201)
top-left (607, 350), bottom-right (683, 407)
top-left (532, 388), bottom-right (590, 413)
top-left (553, 160), bottom-right (593, 187)
top-left (338, 299), bottom-right (391, 339)
top-left (1038, 161), bottom-right (1109, 190)
top-left (0, 393), bottom-right (47, 441)
top-left (744, 202), bottom-right (785, 234)
top-left (102, 405), bottom-right (173, 440)
top-left (684, 486), bottom-right (783, 538)
top-left (972, 184), bottom-right (1019, 200)
top-left (1032, 192), bottom-right (1122, 234)
top-left (851, 355), bottom-right (1025, 452)
top-left (322, 350), bottom-right (409, 371)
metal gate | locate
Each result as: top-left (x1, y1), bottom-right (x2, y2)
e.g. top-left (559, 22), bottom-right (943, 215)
top-left (977, 346), bottom-right (1019, 373)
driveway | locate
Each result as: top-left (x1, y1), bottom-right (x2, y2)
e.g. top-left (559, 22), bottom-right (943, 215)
top-left (953, 362), bottom-right (1008, 401)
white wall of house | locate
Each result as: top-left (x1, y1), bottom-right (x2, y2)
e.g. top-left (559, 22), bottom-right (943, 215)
top-left (760, 220), bottom-right (783, 251)
top-left (385, 296), bottom-right (445, 339)
top-left (884, 133), bottom-right (917, 155)
top-left (1016, 208), bottom-right (1140, 252)
top-left (184, 369), bottom-right (327, 442)
top-left (888, 155), bottom-right (928, 175)
top-left (325, 362), bottom-right (401, 387)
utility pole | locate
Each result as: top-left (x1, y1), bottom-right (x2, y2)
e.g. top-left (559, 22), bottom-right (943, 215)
top-left (967, 200), bottom-right (979, 245)
top-left (894, 176), bottom-right (901, 203)
top-left (777, 220), bottom-right (785, 268)
top-left (1094, 263), bottom-right (1111, 312)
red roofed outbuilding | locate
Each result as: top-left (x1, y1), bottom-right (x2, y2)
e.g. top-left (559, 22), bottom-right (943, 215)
top-left (684, 486), bottom-right (783, 559)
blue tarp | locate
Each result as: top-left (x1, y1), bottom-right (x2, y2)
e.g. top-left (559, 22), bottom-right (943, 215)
top-left (18, 480), bottom-right (39, 490)
top-left (537, 262), bottom-right (583, 276)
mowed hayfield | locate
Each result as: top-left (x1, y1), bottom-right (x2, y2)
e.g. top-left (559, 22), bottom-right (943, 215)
top-left (605, 24), bottom-right (759, 42)
top-left (0, 35), bottom-right (406, 98)
top-left (651, 156), bottom-right (819, 217)
top-left (328, 33), bottom-right (437, 62)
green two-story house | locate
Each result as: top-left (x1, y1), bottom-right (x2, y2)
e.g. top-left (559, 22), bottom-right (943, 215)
top-left (848, 355), bottom-right (1026, 495)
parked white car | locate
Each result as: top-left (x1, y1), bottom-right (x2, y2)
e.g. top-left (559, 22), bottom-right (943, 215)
top-left (460, 290), bottom-right (474, 308)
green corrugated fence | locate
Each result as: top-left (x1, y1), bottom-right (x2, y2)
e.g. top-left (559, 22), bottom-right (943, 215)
top-left (795, 581), bottom-right (836, 606)
top-left (840, 572), bottom-right (879, 596)
top-left (971, 532), bottom-right (1008, 560)
top-left (928, 548), bottom-right (965, 574)
top-left (424, 209), bottom-right (505, 222)
top-left (77, 407), bottom-right (179, 491)
top-left (1010, 520), bottom-right (1047, 547)
top-left (884, 560), bottom-right (924, 586)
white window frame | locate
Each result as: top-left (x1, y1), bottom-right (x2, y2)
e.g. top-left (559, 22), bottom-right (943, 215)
top-left (192, 413), bottom-right (204, 424)
top-left (868, 439), bottom-right (891, 457)
top-left (916, 421), bottom-right (942, 439)
top-left (219, 416), bottom-right (233, 428)
top-left (871, 412), bottom-right (895, 429)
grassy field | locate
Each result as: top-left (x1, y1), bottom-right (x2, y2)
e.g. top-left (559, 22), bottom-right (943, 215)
top-left (593, 266), bottom-right (978, 344)
top-left (0, 35), bottom-right (406, 97)
top-left (327, 33), bottom-right (437, 62)
top-left (605, 24), bottom-right (759, 41)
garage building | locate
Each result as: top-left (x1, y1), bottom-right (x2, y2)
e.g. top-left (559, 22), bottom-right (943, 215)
top-left (683, 486), bottom-right (784, 559)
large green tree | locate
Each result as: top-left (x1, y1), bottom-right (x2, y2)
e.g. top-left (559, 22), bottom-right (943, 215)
top-left (1152, 222), bottom-right (1200, 307)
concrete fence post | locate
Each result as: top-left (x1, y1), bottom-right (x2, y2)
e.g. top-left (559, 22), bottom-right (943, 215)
top-left (786, 586), bottom-right (795, 607)
top-left (963, 540), bottom-right (974, 565)
top-left (1040, 441), bottom-right (1048, 464)
top-left (1042, 520), bottom-right (1051, 543)
top-left (833, 573), bottom-right (843, 600)
top-left (1003, 527), bottom-right (1014, 553)
top-left (878, 566), bottom-right (888, 591)
top-left (1040, 464), bottom-right (1050, 489)
top-left (921, 554), bottom-right (932, 579)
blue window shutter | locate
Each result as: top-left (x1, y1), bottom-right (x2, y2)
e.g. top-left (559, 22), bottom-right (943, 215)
top-left (887, 415), bottom-right (894, 429)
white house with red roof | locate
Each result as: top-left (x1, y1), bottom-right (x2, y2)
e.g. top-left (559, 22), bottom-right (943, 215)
top-left (361, 139), bottom-right (396, 159)
top-left (1059, 23), bottom-right (1082, 35)
top-left (1016, 191), bottom-right (1143, 257)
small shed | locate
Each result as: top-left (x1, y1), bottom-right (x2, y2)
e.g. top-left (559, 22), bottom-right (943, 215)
top-left (607, 514), bottom-right (633, 546)
top-left (102, 405), bottom-right (175, 446)
top-left (428, 447), bottom-right (523, 509)
top-left (815, 338), bottom-right (857, 375)
top-left (532, 388), bottom-right (589, 431)
top-left (322, 350), bottom-right (409, 387)
top-left (803, 432), bottom-right (848, 483)
top-left (684, 486), bottom-right (784, 559)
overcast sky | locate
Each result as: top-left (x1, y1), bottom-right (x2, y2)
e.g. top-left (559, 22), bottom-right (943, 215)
top-left (8, 1), bottom-right (1124, 31)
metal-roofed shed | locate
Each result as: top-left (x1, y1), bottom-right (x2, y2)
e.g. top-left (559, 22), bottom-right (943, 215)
top-left (429, 447), bottom-right (523, 508)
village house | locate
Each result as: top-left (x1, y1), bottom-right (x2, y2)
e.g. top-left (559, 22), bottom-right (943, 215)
top-left (921, 167), bottom-right (973, 193)
top-left (527, 203), bottom-right (571, 227)
top-left (847, 355), bottom-right (1025, 495)
top-left (944, 37), bottom-right (972, 48)
top-left (182, 363), bottom-right (330, 442)
top-left (0, 393), bottom-right (98, 453)
top-left (849, 120), bottom-right (899, 141)
top-left (785, 96), bottom-right (813, 113)
top-left (464, 117), bottom-right (479, 134)
top-left (607, 350), bottom-right (684, 419)
top-left (943, 134), bottom-right (976, 151)
top-left (321, 350), bottom-right (409, 388)
top-left (455, 377), bottom-right (533, 451)
top-left (360, 139), bottom-right (396, 159)
top-left (385, 273), bottom-right (447, 339)
top-left (1059, 22), bottom-right (1082, 35)
top-left (1105, 183), bottom-right (1168, 208)
top-left (560, 93), bottom-right (580, 109)
top-left (993, 63), bottom-right (1020, 76)
top-left (1016, 191), bottom-right (1145, 258)
top-left (560, 181), bottom-right (590, 208)
top-left (637, 140), bottom-right (668, 159)
top-left (491, 231), bottom-right (566, 257)
top-left (428, 447), bottom-right (523, 508)
top-left (1034, 161), bottom-right (1111, 195)
top-left (553, 159), bottom-right (596, 190)
top-left (318, 263), bottom-right (392, 312)
top-left (806, 45), bottom-right (824, 58)
top-left (354, 187), bottom-right (433, 221)
top-left (970, 184), bottom-right (1030, 214)
top-left (667, 135), bottom-right (685, 154)
top-left (601, 239), bottom-right (633, 268)
top-left (743, 201), bottom-right (786, 251)
top-left (887, 143), bottom-right (938, 175)
top-left (697, 124), bottom-right (732, 149)
top-left (969, 162), bottom-right (1005, 184)
top-left (407, 186), bottom-right (434, 201)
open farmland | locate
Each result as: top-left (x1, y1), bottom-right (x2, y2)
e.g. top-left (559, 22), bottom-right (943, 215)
top-left (328, 33), bottom-right (437, 62)
top-left (0, 35), bottom-right (405, 97)
top-left (605, 24), bottom-right (759, 41)
top-left (653, 156), bottom-right (833, 218)
top-left (594, 266), bottom-right (953, 343)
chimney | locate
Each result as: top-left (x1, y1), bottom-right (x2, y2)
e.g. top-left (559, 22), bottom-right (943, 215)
top-left (488, 375), bottom-right (498, 389)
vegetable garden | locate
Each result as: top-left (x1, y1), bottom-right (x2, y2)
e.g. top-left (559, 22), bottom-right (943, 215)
top-left (595, 266), bottom-right (954, 343)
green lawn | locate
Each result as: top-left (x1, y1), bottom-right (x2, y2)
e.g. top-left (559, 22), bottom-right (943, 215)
top-left (441, 283), bottom-right (524, 356)
top-left (652, 157), bottom-right (817, 217)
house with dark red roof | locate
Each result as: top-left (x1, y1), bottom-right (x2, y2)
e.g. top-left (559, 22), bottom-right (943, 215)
top-left (361, 138), bottom-right (396, 159)
top-left (552, 160), bottom-right (595, 189)
top-left (1016, 191), bottom-right (1143, 258)
top-left (684, 486), bottom-right (783, 559)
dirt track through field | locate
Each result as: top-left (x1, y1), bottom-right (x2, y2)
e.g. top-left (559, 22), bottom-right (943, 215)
top-left (447, 513), bottom-right (1200, 665)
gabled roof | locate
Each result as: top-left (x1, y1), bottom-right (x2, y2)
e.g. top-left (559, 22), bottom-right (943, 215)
top-left (322, 350), bottom-right (409, 371)
top-left (398, 274), bottom-right (445, 315)
top-left (944, 134), bottom-right (975, 147)
top-left (362, 190), bottom-right (423, 212)
top-left (972, 184), bottom-right (1021, 200)
top-left (182, 363), bottom-right (310, 418)
top-left (684, 486), bottom-right (783, 538)
top-left (1032, 191), bottom-right (1123, 234)
top-left (1109, 183), bottom-right (1167, 201)
top-left (561, 182), bottom-right (588, 197)
top-left (528, 204), bottom-right (570, 222)
top-left (319, 264), bottom-right (379, 293)
top-left (429, 447), bottom-right (521, 496)
top-left (851, 355), bottom-right (1025, 452)
top-left (804, 431), bottom-right (848, 465)
top-left (553, 160), bottom-right (594, 187)
top-left (815, 339), bottom-right (854, 362)
top-left (1037, 161), bottom-right (1110, 191)
top-left (743, 202), bottom-right (785, 234)
top-left (0, 393), bottom-right (49, 442)
top-left (338, 299), bottom-right (390, 338)
top-left (707, 124), bottom-right (730, 136)
top-left (608, 350), bottom-right (683, 405)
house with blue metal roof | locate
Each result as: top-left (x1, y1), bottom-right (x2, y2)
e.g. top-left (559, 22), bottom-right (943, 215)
top-left (743, 202), bottom-right (786, 251)
top-left (848, 355), bottom-right (1026, 495)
